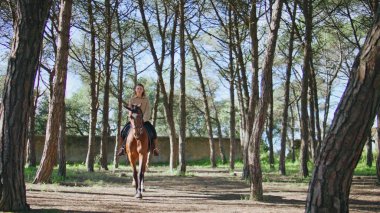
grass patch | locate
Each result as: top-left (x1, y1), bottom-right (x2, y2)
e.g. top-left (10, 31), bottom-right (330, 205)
top-left (24, 155), bottom-right (377, 186)
top-left (25, 163), bottom-right (133, 186)
top-left (354, 156), bottom-right (377, 176)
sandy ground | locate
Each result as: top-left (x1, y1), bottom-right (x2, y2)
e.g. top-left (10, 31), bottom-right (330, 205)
top-left (26, 167), bottom-right (380, 213)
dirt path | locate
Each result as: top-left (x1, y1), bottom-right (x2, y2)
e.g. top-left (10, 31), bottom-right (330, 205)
top-left (26, 168), bottom-right (380, 212)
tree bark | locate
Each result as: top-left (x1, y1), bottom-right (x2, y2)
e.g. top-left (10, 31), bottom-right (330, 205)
top-left (311, 62), bottom-right (322, 152)
top-left (290, 104), bottom-right (296, 163)
top-left (85, 0), bottom-right (98, 172)
top-left (58, 108), bottom-right (66, 177)
top-left (309, 72), bottom-right (317, 161)
top-left (366, 133), bottom-right (373, 167)
top-left (100, 0), bottom-right (112, 171)
top-left (34, 0), bottom-right (72, 183)
top-left (152, 80), bottom-right (160, 127)
top-left (268, 87), bottom-right (274, 169)
top-left (377, 112), bottom-right (380, 182)
top-left (178, 0), bottom-right (186, 174)
top-left (279, 1), bottom-right (297, 175)
top-left (306, 10), bottom-right (380, 212)
top-left (26, 88), bottom-right (39, 167)
top-left (243, 0), bottom-right (260, 180)
top-left (0, 1), bottom-right (51, 210)
top-left (300, 0), bottom-right (312, 178)
top-left (167, 4), bottom-right (179, 171)
top-left (248, 0), bottom-right (283, 201)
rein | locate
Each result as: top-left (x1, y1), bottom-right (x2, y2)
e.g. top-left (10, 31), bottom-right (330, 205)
top-left (130, 109), bottom-right (144, 139)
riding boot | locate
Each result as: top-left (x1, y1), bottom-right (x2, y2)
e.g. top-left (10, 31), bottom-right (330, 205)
top-left (152, 138), bottom-right (159, 156)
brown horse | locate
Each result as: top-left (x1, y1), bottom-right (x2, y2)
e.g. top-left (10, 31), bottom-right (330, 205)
top-left (124, 104), bottom-right (149, 199)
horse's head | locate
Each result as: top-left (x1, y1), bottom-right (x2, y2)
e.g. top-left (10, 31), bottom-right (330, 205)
top-left (125, 104), bottom-right (144, 139)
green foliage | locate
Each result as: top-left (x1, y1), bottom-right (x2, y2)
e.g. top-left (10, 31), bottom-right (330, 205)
top-left (35, 94), bottom-right (49, 135)
top-left (65, 87), bottom-right (91, 135)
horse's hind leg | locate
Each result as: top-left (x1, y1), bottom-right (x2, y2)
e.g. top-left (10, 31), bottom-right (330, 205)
top-left (146, 151), bottom-right (151, 172)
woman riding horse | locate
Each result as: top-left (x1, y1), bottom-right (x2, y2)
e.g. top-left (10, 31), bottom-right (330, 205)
top-left (123, 104), bottom-right (149, 198)
top-left (117, 83), bottom-right (159, 156)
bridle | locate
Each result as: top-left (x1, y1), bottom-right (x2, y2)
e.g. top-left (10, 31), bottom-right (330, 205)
top-left (128, 105), bottom-right (144, 139)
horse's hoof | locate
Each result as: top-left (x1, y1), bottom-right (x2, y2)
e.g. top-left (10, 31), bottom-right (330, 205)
top-left (135, 193), bottom-right (142, 199)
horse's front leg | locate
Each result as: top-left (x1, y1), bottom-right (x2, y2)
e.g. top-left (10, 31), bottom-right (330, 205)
top-left (133, 167), bottom-right (138, 194)
top-left (128, 153), bottom-right (138, 195)
top-left (135, 154), bottom-right (147, 199)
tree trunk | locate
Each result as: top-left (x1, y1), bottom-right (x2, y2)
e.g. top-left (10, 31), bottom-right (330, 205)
top-left (85, 0), bottom-right (98, 172)
top-left (114, 0), bottom-right (124, 169)
top-left (311, 63), bottom-right (322, 152)
top-left (309, 74), bottom-right (317, 161)
top-left (100, 0), bottom-right (112, 171)
top-left (152, 80), bottom-right (160, 127)
top-left (167, 4), bottom-right (179, 171)
top-left (268, 87), bottom-right (274, 169)
top-left (279, 1), bottom-right (297, 175)
top-left (0, 1), bottom-right (51, 210)
top-left (366, 133), bottom-right (373, 167)
top-left (34, 0), bottom-right (72, 183)
top-left (211, 97), bottom-right (227, 165)
top-left (228, 4), bottom-right (236, 171)
top-left (187, 31), bottom-right (217, 168)
top-left (234, 33), bottom-right (248, 172)
top-left (138, 0), bottom-right (178, 171)
top-left (249, 0), bottom-right (283, 201)
top-left (243, 0), bottom-right (260, 180)
top-left (290, 104), bottom-right (296, 163)
top-left (178, 0), bottom-right (186, 174)
top-left (377, 112), bottom-right (380, 182)
top-left (306, 10), bottom-right (380, 212)
top-left (300, 0), bottom-right (312, 178)
top-left (26, 88), bottom-right (39, 167)
top-left (233, 6), bottom-right (249, 175)
top-left (58, 108), bottom-right (66, 177)
top-left (205, 80), bottom-right (227, 166)
top-left (236, 69), bottom-right (246, 170)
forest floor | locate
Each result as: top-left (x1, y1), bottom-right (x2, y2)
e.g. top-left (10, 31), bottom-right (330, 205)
top-left (26, 165), bottom-right (380, 213)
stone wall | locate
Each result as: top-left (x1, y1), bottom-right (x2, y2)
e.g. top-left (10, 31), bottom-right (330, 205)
top-left (33, 136), bottom-right (241, 164)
